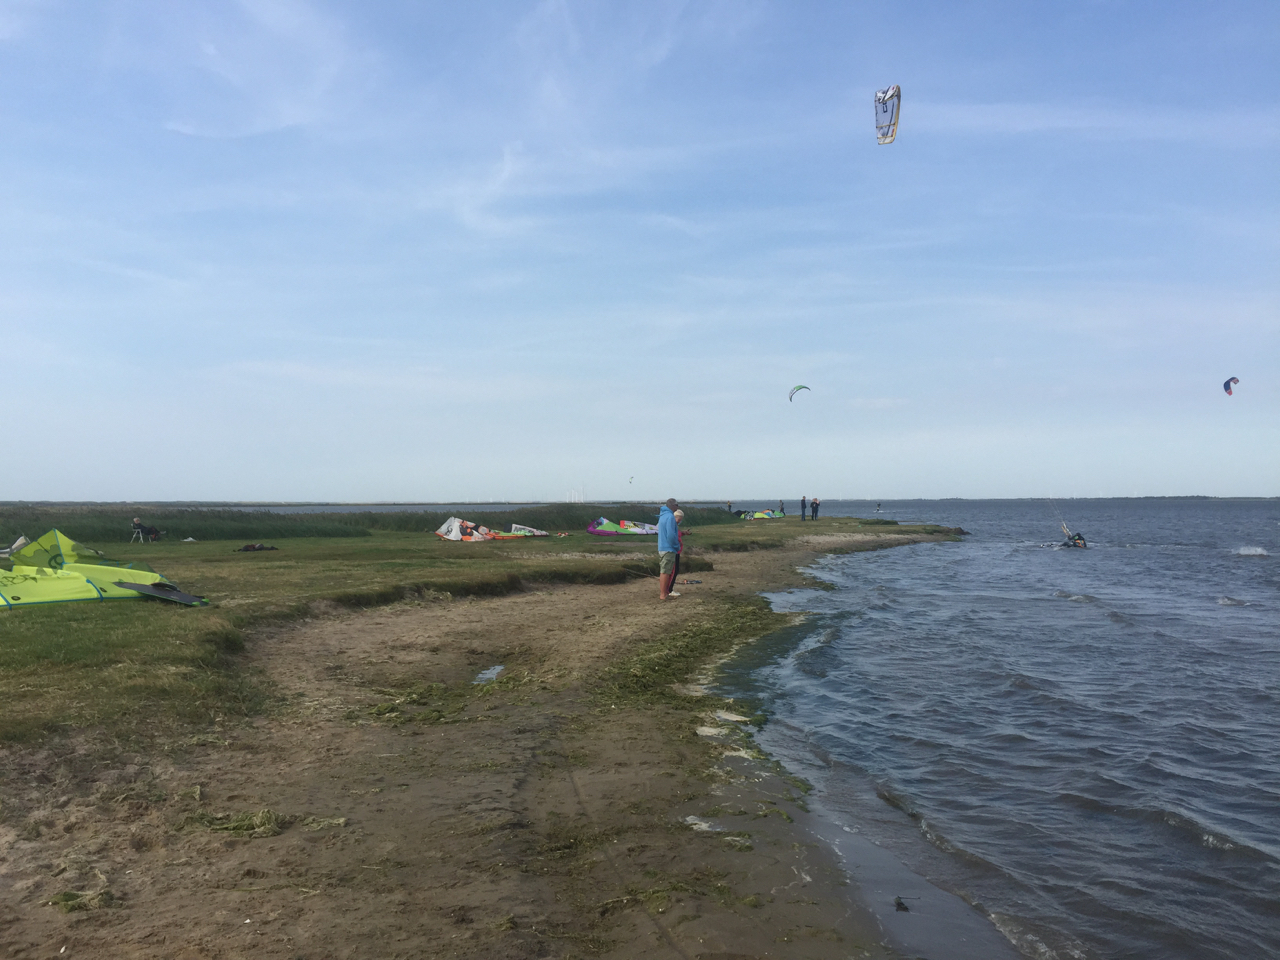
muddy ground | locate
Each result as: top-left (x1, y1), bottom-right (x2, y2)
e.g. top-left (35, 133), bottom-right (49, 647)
top-left (1, 533), bottom-right (944, 960)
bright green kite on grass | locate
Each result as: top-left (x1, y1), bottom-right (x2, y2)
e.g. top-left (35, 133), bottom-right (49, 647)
top-left (0, 530), bottom-right (204, 608)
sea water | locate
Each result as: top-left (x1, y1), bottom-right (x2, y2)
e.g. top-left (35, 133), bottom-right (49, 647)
top-left (714, 499), bottom-right (1280, 960)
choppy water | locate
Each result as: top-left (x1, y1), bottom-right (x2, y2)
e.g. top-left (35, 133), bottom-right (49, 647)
top-left (714, 499), bottom-right (1280, 960)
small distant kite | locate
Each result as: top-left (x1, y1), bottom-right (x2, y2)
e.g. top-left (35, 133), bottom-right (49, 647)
top-left (1224, 377), bottom-right (1240, 395)
top-left (789, 385), bottom-right (810, 402)
top-left (629, 477), bottom-right (634, 483)
top-left (875, 85), bottom-right (901, 144)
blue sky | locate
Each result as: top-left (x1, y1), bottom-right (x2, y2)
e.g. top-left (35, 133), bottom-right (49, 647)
top-left (2, 1), bottom-right (1276, 501)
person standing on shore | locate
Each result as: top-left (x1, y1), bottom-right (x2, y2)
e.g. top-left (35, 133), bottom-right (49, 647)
top-left (670, 509), bottom-right (685, 592)
top-left (800, 496), bottom-right (807, 520)
top-left (811, 497), bottom-right (820, 521)
top-left (658, 498), bottom-right (680, 600)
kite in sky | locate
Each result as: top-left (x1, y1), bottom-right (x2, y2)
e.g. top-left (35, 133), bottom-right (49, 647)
top-left (875, 86), bottom-right (901, 144)
top-left (789, 385), bottom-right (810, 402)
top-left (1223, 377), bottom-right (1240, 395)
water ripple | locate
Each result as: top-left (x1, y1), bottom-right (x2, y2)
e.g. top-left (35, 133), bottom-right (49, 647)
top-left (725, 499), bottom-right (1280, 960)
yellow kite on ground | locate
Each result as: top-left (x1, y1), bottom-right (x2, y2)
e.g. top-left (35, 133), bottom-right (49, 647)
top-left (0, 530), bottom-right (205, 608)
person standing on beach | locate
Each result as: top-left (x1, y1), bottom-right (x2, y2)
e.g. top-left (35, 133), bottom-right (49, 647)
top-left (671, 509), bottom-right (685, 590)
top-left (811, 497), bottom-right (820, 521)
top-left (801, 496), bottom-right (807, 520)
top-left (658, 498), bottom-right (680, 600)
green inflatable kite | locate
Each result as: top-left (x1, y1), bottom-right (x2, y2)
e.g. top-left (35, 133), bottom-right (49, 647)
top-left (0, 530), bottom-right (207, 608)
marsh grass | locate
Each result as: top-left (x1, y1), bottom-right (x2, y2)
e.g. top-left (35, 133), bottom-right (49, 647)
top-left (0, 523), bottom-right (730, 742)
top-left (0, 502), bottom-right (739, 546)
top-left (182, 808), bottom-right (292, 838)
top-left (0, 511), bottom-right (957, 744)
top-left (598, 598), bottom-right (789, 705)
top-left (0, 506), bottom-right (368, 543)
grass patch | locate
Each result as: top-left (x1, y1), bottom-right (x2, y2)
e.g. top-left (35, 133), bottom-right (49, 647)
top-left (0, 508), bottom-right (958, 744)
top-left (45, 889), bottom-right (116, 912)
top-left (0, 501), bottom-right (740, 545)
top-left (181, 808), bottom-right (293, 838)
top-left (599, 597), bottom-right (789, 705)
top-left (0, 529), bottom-right (709, 742)
top-left (0, 505), bottom-right (368, 543)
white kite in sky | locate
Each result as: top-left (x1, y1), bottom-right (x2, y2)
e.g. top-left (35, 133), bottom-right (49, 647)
top-left (875, 85), bottom-right (901, 144)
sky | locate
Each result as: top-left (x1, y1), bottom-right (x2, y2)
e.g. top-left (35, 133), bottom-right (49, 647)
top-left (1, 0), bottom-right (1277, 502)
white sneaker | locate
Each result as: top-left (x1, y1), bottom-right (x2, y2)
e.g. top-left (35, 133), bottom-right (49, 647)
top-left (669, 591), bottom-right (681, 597)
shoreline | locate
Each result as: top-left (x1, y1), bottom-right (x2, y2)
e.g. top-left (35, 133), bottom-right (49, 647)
top-left (0, 522), bottom-right (981, 959)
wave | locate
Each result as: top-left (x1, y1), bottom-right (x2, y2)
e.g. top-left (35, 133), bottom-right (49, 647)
top-left (1235, 546), bottom-right (1269, 556)
top-left (1054, 590), bottom-right (1098, 602)
top-left (1218, 596), bottom-right (1249, 606)
top-left (1055, 793), bottom-right (1275, 863)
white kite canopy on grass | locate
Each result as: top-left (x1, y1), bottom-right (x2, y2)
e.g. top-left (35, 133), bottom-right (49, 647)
top-left (435, 517), bottom-right (491, 541)
top-left (0, 536), bottom-right (29, 559)
top-left (434, 518), bottom-right (549, 541)
top-left (509, 524), bottom-right (548, 537)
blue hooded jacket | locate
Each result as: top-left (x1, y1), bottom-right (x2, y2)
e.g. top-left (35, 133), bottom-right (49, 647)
top-left (657, 504), bottom-right (679, 553)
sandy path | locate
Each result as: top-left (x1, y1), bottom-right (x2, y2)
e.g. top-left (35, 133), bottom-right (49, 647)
top-left (0, 537), bottom-right (947, 960)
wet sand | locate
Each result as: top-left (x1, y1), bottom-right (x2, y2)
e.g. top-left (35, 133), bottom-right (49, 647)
top-left (1, 530), bottom-right (970, 960)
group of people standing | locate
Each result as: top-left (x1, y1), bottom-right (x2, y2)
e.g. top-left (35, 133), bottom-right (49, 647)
top-left (799, 496), bottom-right (821, 520)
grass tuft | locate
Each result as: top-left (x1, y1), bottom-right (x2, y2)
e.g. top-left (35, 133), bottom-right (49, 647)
top-left (599, 598), bottom-right (788, 704)
top-left (182, 808), bottom-right (293, 838)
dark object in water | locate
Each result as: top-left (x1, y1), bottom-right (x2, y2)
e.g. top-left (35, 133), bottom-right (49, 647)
top-left (238, 543), bottom-right (278, 552)
top-left (894, 896), bottom-right (918, 912)
top-left (1062, 533), bottom-right (1087, 548)
top-left (114, 581), bottom-right (209, 607)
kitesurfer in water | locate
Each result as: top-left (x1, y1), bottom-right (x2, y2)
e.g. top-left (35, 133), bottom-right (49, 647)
top-left (1059, 522), bottom-right (1086, 548)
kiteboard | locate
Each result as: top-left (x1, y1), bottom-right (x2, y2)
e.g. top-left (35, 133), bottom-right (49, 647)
top-left (114, 581), bottom-right (210, 606)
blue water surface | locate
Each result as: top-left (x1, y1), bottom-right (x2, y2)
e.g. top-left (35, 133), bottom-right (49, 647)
top-left (714, 499), bottom-right (1280, 960)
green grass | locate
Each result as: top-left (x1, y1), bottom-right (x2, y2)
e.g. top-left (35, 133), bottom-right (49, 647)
top-left (0, 509), bottom-right (960, 743)
top-left (0, 523), bottom-right (718, 741)
top-left (600, 597), bottom-right (788, 705)
top-left (0, 502), bottom-right (740, 545)
top-left (0, 506), bottom-right (369, 543)
top-left (335, 502), bottom-right (740, 534)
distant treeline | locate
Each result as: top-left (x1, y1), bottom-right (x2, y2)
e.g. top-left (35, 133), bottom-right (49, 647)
top-left (0, 502), bottom-right (738, 545)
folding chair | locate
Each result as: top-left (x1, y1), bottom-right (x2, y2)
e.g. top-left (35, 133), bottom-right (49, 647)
top-left (131, 525), bottom-right (146, 543)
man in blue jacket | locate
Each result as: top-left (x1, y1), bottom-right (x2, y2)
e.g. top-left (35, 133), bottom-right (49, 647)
top-left (657, 498), bottom-right (680, 600)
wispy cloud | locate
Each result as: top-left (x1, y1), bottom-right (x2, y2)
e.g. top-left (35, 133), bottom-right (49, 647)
top-left (106, 0), bottom-right (368, 138)
top-left (913, 100), bottom-right (1280, 144)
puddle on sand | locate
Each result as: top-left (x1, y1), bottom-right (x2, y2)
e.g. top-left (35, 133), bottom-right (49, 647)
top-left (472, 665), bottom-right (505, 684)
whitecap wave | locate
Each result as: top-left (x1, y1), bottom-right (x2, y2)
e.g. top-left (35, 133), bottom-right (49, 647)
top-left (1218, 597), bottom-right (1249, 606)
top-left (1054, 590), bottom-right (1097, 602)
top-left (1235, 546), bottom-right (1269, 557)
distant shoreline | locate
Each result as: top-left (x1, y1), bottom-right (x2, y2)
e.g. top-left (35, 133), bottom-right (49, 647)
top-left (3, 494), bottom-right (1276, 510)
